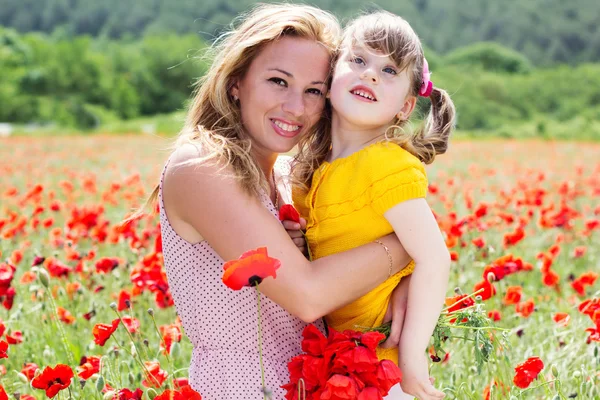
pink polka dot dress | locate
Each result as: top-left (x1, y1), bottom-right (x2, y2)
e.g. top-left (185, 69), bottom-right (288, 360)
top-left (159, 156), bottom-right (323, 399)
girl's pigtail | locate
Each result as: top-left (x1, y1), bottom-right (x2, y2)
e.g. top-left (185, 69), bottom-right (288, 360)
top-left (409, 86), bottom-right (456, 165)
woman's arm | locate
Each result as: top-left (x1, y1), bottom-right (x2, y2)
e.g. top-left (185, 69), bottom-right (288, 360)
top-left (163, 146), bottom-right (411, 323)
top-left (383, 198), bottom-right (451, 358)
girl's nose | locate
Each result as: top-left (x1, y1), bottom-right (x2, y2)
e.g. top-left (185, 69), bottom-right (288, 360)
top-left (361, 68), bottom-right (379, 84)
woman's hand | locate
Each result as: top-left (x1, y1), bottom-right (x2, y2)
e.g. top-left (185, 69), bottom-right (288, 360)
top-left (380, 275), bottom-right (411, 349)
top-left (281, 217), bottom-right (308, 257)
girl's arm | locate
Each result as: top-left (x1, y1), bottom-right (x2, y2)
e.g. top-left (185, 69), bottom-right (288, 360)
top-left (383, 198), bottom-right (451, 358)
top-left (163, 146), bottom-right (411, 323)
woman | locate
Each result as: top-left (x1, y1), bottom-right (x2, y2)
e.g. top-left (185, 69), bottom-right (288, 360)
top-left (150, 4), bottom-right (413, 399)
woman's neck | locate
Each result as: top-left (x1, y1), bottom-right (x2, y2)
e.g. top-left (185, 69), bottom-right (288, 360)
top-left (329, 112), bottom-right (389, 162)
top-left (251, 147), bottom-right (278, 180)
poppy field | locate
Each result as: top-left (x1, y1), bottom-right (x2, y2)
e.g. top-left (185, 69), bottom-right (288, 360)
top-left (0, 135), bottom-right (599, 399)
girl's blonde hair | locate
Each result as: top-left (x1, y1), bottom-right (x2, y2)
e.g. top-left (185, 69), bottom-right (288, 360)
top-left (293, 11), bottom-right (456, 189)
top-left (137, 4), bottom-right (341, 217)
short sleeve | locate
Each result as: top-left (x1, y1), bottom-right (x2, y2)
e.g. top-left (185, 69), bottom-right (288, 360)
top-left (370, 153), bottom-right (428, 216)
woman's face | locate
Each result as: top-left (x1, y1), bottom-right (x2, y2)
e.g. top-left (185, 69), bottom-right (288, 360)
top-left (231, 36), bottom-right (331, 156)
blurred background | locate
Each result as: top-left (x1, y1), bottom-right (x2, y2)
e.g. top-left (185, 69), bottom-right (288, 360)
top-left (1, 0), bottom-right (599, 139)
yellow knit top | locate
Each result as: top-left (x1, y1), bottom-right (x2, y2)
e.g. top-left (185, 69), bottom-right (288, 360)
top-left (293, 141), bottom-right (428, 364)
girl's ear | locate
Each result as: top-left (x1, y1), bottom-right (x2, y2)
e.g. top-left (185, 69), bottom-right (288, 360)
top-left (397, 96), bottom-right (417, 120)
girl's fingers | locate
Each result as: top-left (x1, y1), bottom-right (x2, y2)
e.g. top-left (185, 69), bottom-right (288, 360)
top-left (292, 238), bottom-right (305, 247)
top-left (298, 217), bottom-right (307, 229)
top-left (286, 230), bottom-right (304, 239)
top-left (281, 220), bottom-right (301, 230)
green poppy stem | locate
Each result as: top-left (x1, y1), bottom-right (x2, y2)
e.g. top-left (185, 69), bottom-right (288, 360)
top-left (255, 285), bottom-right (267, 400)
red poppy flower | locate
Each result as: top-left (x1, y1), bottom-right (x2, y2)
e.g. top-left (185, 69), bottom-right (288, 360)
top-left (321, 374), bottom-right (359, 399)
top-left (5, 331), bottom-right (22, 344)
top-left (95, 257), bottom-right (120, 274)
top-left (22, 363), bottom-right (39, 381)
top-left (376, 359), bottom-right (403, 393)
top-left (121, 316), bottom-right (141, 334)
top-left (502, 286), bottom-right (522, 305)
top-left (57, 307), bottom-right (76, 324)
top-left (0, 385), bottom-right (7, 400)
top-left (0, 341), bottom-right (8, 358)
top-left (115, 388), bottom-right (144, 399)
top-left (142, 361), bottom-right (168, 388)
top-left (155, 387), bottom-right (202, 400)
top-left (473, 279), bottom-right (496, 301)
top-left (515, 299), bottom-right (535, 318)
top-left (472, 237), bottom-right (486, 248)
top-left (513, 356), bottom-right (544, 388)
top-left (118, 290), bottom-right (132, 311)
top-left (92, 319), bottom-right (120, 346)
top-left (279, 204), bottom-right (301, 223)
top-left (552, 312), bottom-right (570, 327)
top-left (487, 310), bottom-right (502, 321)
top-left (77, 355), bottom-right (101, 379)
top-left (222, 247), bottom-right (280, 290)
top-left (31, 364), bottom-right (74, 398)
top-left (571, 272), bottom-right (598, 296)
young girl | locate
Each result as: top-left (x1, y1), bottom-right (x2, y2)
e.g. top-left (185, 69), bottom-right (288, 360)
top-left (291, 11), bottom-right (456, 399)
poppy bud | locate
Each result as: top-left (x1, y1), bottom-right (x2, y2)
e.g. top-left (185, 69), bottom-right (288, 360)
top-left (109, 302), bottom-right (117, 310)
top-left (147, 308), bottom-right (154, 316)
top-left (147, 388), bottom-right (158, 399)
top-left (103, 391), bottom-right (116, 400)
top-left (572, 370), bottom-right (581, 379)
top-left (17, 372), bottom-right (28, 383)
top-left (38, 268), bottom-right (50, 288)
top-left (551, 364), bottom-right (559, 378)
top-left (171, 341), bottom-right (181, 358)
top-left (95, 376), bottom-right (105, 392)
top-left (128, 372), bottom-right (135, 384)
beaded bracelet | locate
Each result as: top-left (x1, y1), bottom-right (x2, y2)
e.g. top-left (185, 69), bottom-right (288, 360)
top-left (374, 240), bottom-right (393, 279)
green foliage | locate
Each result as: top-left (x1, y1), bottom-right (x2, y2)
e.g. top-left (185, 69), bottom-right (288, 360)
top-left (444, 42), bottom-right (533, 74)
top-left (0, 26), bottom-right (207, 128)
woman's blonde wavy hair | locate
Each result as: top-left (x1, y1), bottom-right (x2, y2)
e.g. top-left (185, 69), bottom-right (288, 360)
top-left (292, 11), bottom-right (456, 189)
top-left (132, 4), bottom-right (341, 218)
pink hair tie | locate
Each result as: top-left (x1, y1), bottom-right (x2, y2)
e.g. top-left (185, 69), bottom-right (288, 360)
top-left (419, 58), bottom-right (433, 97)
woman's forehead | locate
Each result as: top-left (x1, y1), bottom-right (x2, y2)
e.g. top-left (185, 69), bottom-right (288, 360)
top-left (252, 37), bottom-right (331, 79)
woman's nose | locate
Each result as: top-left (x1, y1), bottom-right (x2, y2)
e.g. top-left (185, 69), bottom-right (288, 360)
top-left (282, 92), bottom-right (305, 117)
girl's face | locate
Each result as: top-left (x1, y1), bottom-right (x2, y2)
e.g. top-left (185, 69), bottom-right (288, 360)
top-left (231, 37), bottom-right (330, 156)
top-left (329, 42), bottom-right (416, 129)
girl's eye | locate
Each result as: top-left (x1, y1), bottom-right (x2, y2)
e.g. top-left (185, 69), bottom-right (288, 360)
top-left (307, 88), bottom-right (324, 96)
top-left (383, 67), bottom-right (397, 75)
top-left (351, 56), bottom-right (365, 65)
top-left (268, 77), bottom-right (287, 87)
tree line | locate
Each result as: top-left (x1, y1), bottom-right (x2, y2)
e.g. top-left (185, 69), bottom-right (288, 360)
top-left (0, 0), bottom-right (598, 66)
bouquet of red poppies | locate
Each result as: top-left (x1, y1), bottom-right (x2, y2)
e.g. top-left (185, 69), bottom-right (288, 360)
top-left (281, 325), bottom-right (402, 400)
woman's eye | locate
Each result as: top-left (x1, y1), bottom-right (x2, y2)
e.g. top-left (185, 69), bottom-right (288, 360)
top-left (307, 88), bottom-right (324, 96)
top-left (383, 67), bottom-right (397, 75)
top-left (268, 77), bottom-right (287, 87)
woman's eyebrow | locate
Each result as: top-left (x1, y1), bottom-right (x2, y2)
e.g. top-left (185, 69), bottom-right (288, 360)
top-left (268, 68), bottom-right (325, 85)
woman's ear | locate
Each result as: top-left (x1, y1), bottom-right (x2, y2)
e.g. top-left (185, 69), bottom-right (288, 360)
top-left (229, 80), bottom-right (240, 101)
top-left (397, 96), bottom-right (417, 120)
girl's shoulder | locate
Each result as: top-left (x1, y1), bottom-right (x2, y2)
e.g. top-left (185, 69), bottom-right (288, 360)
top-left (343, 141), bottom-right (425, 182)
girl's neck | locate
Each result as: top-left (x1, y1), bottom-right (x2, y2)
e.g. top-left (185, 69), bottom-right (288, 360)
top-left (328, 112), bottom-right (389, 162)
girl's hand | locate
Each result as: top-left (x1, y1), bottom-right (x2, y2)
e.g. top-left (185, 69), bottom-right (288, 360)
top-left (281, 217), bottom-right (308, 256)
top-left (380, 275), bottom-right (411, 349)
top-left (399, 353), bottom-right (445, 400)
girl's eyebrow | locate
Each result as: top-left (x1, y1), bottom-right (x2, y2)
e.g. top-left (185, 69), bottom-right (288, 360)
top-left (268, 68), bottom-right (326, 85)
